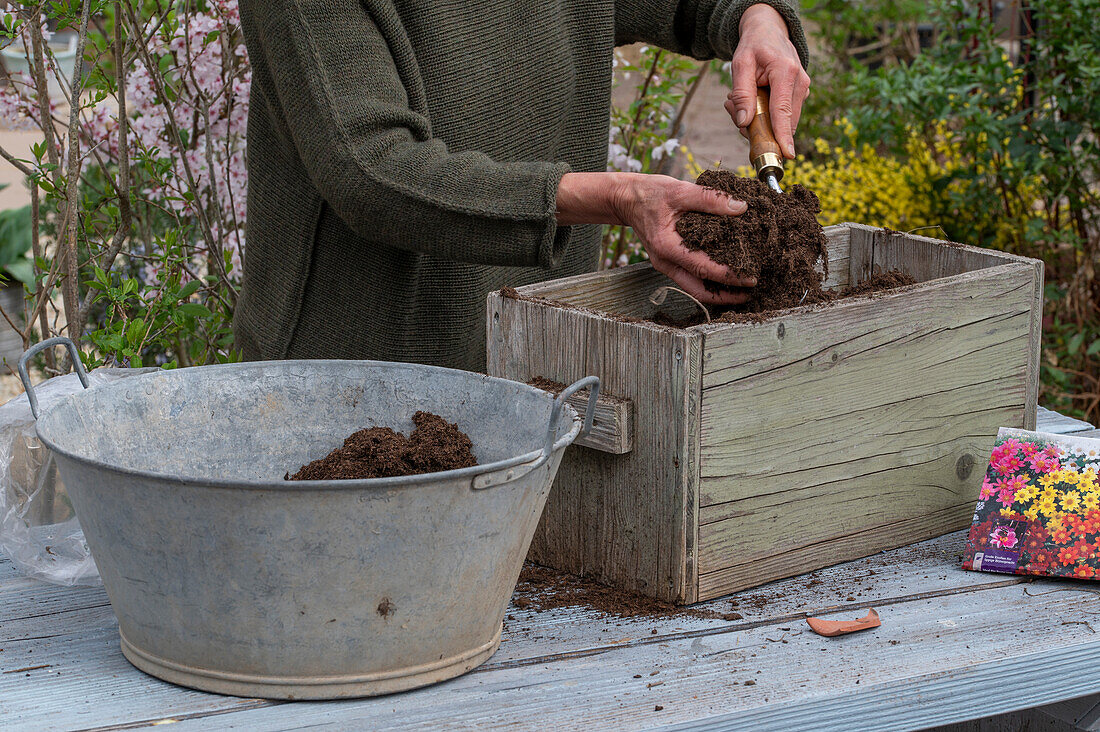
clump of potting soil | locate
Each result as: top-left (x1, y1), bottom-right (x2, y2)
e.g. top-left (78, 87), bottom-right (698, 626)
top-left (287, 411), bottom-right (477, 480)
top-left (676, 170), bottom-right (831, 312)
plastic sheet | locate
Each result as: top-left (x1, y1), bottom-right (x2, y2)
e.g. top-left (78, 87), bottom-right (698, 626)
top-left (0, 368), bottom-right (153, 585)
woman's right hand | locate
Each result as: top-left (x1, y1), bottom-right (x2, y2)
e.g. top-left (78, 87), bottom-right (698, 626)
top-left (556, 172), bottom-right (755, 306)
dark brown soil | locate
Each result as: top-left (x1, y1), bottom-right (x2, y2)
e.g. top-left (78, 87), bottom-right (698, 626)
top-left (287, 411), bottom-right (477, 480)
top-left (650, 270), bottom-right (917, 328)
top-left (836, 269), bottom-right (916, 298)
top-left (513, 563), bottom-right (743, 621)
top-left (528, 376), bottom-right (566, 394)
top-left (676, 171), bottom-right (830, 311)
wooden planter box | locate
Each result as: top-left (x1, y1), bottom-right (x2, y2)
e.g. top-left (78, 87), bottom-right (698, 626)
top-left (486, 224), bottom-right (1044, 604)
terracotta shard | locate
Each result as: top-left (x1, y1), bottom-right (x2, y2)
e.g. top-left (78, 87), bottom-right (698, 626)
top-left (806, 608), bottom-right (881, 637)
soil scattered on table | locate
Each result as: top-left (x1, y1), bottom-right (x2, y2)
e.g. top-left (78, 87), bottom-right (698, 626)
top-left (513, 563), bottom-right (743, 621)
top-left (287, 411), bottom-right (477, 480)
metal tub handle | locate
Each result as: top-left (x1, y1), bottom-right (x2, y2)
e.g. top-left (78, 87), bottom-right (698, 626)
top-left (472, 376), bottom-right (599, 490)
top-left (18, 337), bottom-right (89, 419)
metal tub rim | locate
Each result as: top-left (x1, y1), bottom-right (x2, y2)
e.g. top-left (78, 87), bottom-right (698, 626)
top-left (23, 350), bottom-right (590, 493)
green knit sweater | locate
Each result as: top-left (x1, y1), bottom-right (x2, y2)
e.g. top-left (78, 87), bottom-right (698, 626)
top-left (235, 0), bottom-right (807, 371)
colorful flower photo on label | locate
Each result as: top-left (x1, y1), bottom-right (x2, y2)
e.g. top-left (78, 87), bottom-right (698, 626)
top-left (964, 428), bottom-right (1100, 581)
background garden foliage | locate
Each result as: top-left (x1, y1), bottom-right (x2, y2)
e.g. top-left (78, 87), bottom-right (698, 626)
top-left (615, 0), bottom-right (1100, 421)
top-left (0, 1), bottom-right (1098, 420)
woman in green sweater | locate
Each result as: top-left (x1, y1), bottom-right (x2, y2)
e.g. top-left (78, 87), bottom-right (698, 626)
top-left (234, 0), bottom-right (810, 372)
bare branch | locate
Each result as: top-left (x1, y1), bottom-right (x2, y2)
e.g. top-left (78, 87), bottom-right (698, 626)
top-left (0, 144), bottom-right (34, 177)
top-left (57, 0), bottom-right (94, 348)
top-left (24, 1), bottom-right (61, 175)
top-left (76, 0), bottom-right (133, 329)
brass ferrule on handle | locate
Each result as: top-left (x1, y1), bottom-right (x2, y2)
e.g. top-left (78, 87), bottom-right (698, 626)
top-left (748, 88), bottom-right (784, 184)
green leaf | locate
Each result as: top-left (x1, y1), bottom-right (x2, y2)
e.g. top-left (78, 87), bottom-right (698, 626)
top-left (0, 206), bottom-right (32, 272)
top-left (177, 302), bottom-right (211, 318)
top-left (5, 258), bottom-right (35, 287)
top-left (177, 280), bottom-right (202, 300)
top-left (1067, 331), bottom-right (1085, 355)
top-left (127, 318), bottom-right (145, 346)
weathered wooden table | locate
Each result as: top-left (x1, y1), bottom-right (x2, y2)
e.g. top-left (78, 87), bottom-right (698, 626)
top-left (4, 409), bottom-right (1100, 732)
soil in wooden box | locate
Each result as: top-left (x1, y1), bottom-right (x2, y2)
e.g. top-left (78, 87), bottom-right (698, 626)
top-left (287, 411), bottom-right (477, 480)
top-left (487, 223), bottom-right (1044, 604)
top-left (669, 171), bottom-right (915, 325)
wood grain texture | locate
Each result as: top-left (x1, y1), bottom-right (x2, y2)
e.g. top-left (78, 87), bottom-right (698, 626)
top-left (696, 263), bottom-right (1037, 597)
top-left (9, 528), bottom-right (1100, 731)
top-left (487, 225), bottom-right (1043, 604)
top-left (529, 382), bottom-right (634, 454)
top-left (821, 224), bottom-right (851, 289)
top-left (846, 224), bottom-right (1043, 430)
top-left (16, 567), bottom-right (1100, 732)
top-left (1035, 407), bottom-right (1094, 435)
top-left (487, 292), bottom-right (700, 602)
top-left (846, 223), bottom-right (1028, 284)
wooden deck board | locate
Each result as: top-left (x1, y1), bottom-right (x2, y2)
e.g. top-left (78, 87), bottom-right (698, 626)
top-left (2, 408), bottom-right (1097, 731)
top-left (1, 530), bottom-right (1097, 731)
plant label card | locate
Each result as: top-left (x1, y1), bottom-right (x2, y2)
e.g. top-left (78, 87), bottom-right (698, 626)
top-left (963, 427), bottom-right (1100, 580)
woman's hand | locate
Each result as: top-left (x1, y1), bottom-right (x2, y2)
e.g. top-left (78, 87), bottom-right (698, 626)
top-left (556, 172), bottom-right (755, 306)
top-left (724, 3), bottom-right (811, 159)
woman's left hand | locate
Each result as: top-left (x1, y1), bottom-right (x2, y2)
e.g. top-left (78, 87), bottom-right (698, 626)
top-left (724, 3), bottom-right (811, 160)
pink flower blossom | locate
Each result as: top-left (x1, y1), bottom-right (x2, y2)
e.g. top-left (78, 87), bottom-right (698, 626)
top-left (992, 453), bottom-right (1024, 476)
top-left (78, 1), bottom-right (250, 283)
top-left (992, 439), bottom-right (1023, 462)
top-left (990, 526), bottom-right (1018, 550)
top-left (1028, 452), bottom-right (1060, 473)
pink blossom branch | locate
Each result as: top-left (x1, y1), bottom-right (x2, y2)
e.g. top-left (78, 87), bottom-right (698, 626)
top-left (122, 2), bottom-right (232, 298)
top-left (28, 185), bottom-right (54, 369)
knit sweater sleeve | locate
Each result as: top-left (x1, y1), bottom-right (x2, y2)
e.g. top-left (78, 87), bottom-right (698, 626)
top-left (245, 0), bottom-right (572, 268)
top-left (615, 0), bottom-right (809, 68)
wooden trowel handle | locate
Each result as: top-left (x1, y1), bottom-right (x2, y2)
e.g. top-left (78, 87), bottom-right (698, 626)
top-left (748, 88), bottom-right (784, 183)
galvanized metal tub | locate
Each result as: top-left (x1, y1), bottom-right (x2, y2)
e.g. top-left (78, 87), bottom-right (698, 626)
top-left (18, 338), bottom-right (597, 699)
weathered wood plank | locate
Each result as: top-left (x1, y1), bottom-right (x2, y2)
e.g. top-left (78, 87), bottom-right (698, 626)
top-left (527, 381), bottom-right (634, 454)
top-left (515, 263), bottom-right (699, 321)
top-left (96, 581), bottom-right (1100, 732)
top-left (698, 376), bottom-right (1024, 512)
top-left (3, 528), bottom-right (1081, 732)
top-left (821, 223), bottom-right (851, 290)
top-left (846, 223), bottom-right (1029, 285)
top-left (695, 264), bottom-right (1036, 598)
top-left (487, 293), bottom-right (699, 602)
top-left (698, 503), bottom-right (973, 598)
top-left (1036, 407), bottom-right (1094, 435)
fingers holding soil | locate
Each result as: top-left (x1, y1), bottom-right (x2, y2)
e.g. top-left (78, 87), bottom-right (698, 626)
top-left (650, 258), bottom-right (751, 307)
top-left (659, 238), bottom-right (758, 289)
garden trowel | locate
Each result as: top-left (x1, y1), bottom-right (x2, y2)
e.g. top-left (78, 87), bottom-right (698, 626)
top-left (749, 88), bottom-right (784, 193)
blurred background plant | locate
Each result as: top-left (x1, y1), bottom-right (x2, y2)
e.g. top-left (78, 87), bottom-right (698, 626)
top-left (609, 0), bottom-right (1100, 421)
top-left (0, 0), bottom-right (246, 371)
top-left (0, 0), bottom-right (1097, 423)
